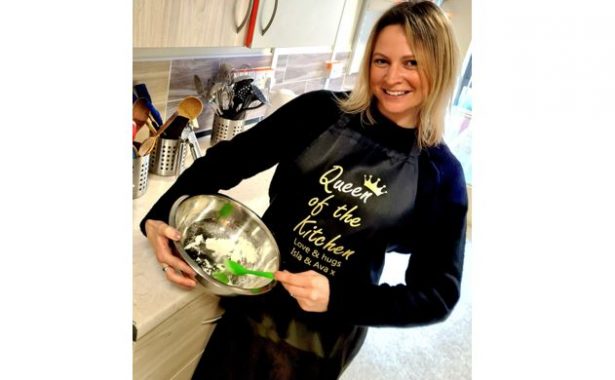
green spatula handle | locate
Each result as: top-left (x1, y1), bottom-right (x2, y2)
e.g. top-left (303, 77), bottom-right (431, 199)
top-left (244, 269), bottom-right (274, 279)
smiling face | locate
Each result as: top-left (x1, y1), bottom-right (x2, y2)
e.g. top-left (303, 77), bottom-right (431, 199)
top-left (369, 24), bottom-right (427, 128)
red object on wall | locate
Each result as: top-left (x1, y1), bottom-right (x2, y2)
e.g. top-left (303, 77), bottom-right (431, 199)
top-left (244, 0), bottom-right (260, 47)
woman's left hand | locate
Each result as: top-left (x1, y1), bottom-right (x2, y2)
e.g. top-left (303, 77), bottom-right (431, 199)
top-left (275, 270), bottom-right (330, 312)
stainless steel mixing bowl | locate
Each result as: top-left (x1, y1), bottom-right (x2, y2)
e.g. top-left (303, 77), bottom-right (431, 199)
top-left (169, 194), bottom-right (279, 296)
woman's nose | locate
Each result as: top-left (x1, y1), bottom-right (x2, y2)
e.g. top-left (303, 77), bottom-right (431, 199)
top-left (384, 64), bottom-right (402, 83)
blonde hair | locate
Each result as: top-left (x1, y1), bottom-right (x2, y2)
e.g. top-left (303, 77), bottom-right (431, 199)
top-left (337, 1), bottom-right (460, 148)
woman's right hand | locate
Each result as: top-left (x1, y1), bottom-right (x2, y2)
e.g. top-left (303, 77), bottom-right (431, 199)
top-left (144, 219), bottom-right (197, 289)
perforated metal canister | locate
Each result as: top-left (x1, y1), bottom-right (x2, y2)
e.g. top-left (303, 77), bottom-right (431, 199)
top-left (211, 115), bottom-right (245, 145)
top-left (149, 138), bottom-right (187, 176)
top-left (132, 154), bottom-right (150, 199)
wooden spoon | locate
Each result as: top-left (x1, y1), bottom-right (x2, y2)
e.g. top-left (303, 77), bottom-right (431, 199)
top-left (177, 96), bottom-right (203, 120)
top-left (137, 96), bottom-right (203, 156)
top-left (132, 98), bottom-right (150, 127)
top-left (164, 96), bottom-right (205, 138)
top-left (137, 112), bottom-right (178, 156)
top-left (144, 119), bottom-right (157, 135)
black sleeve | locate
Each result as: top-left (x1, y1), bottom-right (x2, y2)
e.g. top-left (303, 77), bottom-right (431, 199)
top-left (327, 149), bottom-right (468, 327)
top-left (139, 90), bottom-right (342, 235)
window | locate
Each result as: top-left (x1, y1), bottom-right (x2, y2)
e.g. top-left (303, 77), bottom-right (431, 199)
top-left (445, 47), bottom-right (472, 185)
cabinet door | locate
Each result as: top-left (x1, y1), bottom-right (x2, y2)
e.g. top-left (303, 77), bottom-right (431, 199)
top-left (133, 294), bottom-right (223, 380)
top-left (134, 0), bottom-right (253, 48)
top-left (247, 0), bottom-right (347, 48)
top-left (348, 0), bottom-right (398, 73)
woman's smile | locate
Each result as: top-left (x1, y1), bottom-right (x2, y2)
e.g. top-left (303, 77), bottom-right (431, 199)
top-left (382, 89), bottom-right (411, 96)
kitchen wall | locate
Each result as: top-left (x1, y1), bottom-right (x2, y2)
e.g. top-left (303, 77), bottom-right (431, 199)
top-left (442, 0), bottom-right (471, 59)
top-left (133, 49), bottom-right (358, 137)
top-left (133, 0), bottom-right (470, 138)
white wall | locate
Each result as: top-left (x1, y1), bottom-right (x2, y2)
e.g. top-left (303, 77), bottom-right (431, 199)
top-left (442, 0), bottom-right (472, 60)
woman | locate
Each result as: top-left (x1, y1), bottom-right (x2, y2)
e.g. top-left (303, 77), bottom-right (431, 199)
top-left (141, 1), bottom-right (467, 379)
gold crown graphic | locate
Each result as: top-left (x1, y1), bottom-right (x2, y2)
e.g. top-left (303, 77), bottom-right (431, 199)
top-left (363, 174), bottom-right (388, 197)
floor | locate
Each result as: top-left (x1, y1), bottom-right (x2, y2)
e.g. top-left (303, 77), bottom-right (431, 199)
top-left (340, 243), bottom-right (472, 380)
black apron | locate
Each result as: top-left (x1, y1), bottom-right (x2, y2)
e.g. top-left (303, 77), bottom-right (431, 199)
top-left (193, 114), bottom-right (420, 380)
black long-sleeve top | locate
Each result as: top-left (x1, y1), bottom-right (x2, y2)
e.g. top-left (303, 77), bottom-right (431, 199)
top-left (140, 90), bottom-right (468, 328)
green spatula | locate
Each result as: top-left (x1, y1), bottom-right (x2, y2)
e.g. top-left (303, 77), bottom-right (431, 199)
top-left (224, 259), bottom-right (274, 279)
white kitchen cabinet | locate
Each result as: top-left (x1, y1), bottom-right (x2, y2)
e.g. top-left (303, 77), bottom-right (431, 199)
top-left (246, 0), bottom-right (348, 48)
top-left (133, 293), bottom-right (223, 380)
top-left (133, 0), bottom-right (253, 48)
top-left (348, 0), bottom-right (398, 73)
top-left (134, 0), bottom-right (360, 50)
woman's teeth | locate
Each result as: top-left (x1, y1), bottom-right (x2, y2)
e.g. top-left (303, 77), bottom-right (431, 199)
top-left (383, 89), bottom-right (409, 96)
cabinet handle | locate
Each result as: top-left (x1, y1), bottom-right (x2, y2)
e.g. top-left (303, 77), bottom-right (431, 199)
top-left (201, 312), bottom-right (224, 325)
top-left (236, 0), bottom-right (254, 33)
top-left (261, 0), bottom-right (278, 36)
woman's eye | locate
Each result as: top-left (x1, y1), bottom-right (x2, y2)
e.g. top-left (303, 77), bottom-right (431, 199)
top-left (372, 58), bottom-right (388, 66)
top-left (406, 59), bottom-right (418, 67)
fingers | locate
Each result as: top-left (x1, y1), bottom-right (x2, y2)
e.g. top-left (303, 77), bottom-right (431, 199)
top-left (150, 219), bottom-right (181, 241)
top-left (276, 271), bottom-right (314, 295)
top-left (275, 270), bottom-right (296, 285)
top-left (275, 270), bottom-right (329, 312)
top-left (163, 250), bottom-right (197, 279)
top-left (163, 264), bottom-right (197, 289)
top-left (145, 219), bottom-right (197, 288)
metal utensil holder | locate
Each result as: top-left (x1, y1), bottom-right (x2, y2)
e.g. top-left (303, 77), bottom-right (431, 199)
top-left (132, 154), bottom-right (150, 199)
top-left (211, 114), bottom-right (245, 145)
top-left (172, 126), bottom-right (203, 176)
top-left (149, 138), bottom-right (187, 176)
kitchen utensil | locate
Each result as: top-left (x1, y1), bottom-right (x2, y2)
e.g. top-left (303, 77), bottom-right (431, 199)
top-left (210, 259), bottom-right (273, 285)
top-left (133, 83), bottom-right (163, 126)
top-left (180, 126), bottom-right (203, 160)
top-left (133, 141), bottom-right (142, 158)
top-left (251, 85), bottom-right (268, 104)
top-left (206, 66), bottom-right (268, 120)
top-left (218, 202), bottom-right (233, 220)
top-left (145, 119), bottom-right (157, 135)
top-left (162, 96), bottom-right (203, 139)
top-left (132, 98), bottom-right (150, 127)
top-left (212, 271), bottom-right (230, 284)
top-left (177, 96), bottom-right (203, 120)
top-left (230, 80), bottom-right (267, 118)
top-left (224, 259), bottom-right (274, 279)
top-left (169, 194), bottom-right (280, 296)
top-left (175, 139), bottom-right (189, 177)
top-left (232, 78), bottom-right (254, 108)
top-left (218, 86), bottom-right (233, 115)
top-left (148, 114), bottom-right (160, 129)
top-left (162, 115), bottom-right (190, 140)
top-left (137, 113), bottom-right (178, 157)
top-left (194, 74), bottom-right (207, 102)
top-left (189, 117), bottom-right (199, 130)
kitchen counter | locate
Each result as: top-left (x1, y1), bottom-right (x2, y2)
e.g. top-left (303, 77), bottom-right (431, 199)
top-left (132, 136), bottom-right (275, 341)
top-left (132, 171), bottom-right (210, 340)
